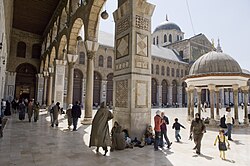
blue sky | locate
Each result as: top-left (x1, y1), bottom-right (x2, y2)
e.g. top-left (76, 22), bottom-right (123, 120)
top-left (100, 0), bottom-right (250, 71)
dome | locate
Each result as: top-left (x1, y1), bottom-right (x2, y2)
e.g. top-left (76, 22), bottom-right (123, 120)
top-left (189, 51), bottom-right (242, 75)
top-left (154, 21), bottom-right (181, 32)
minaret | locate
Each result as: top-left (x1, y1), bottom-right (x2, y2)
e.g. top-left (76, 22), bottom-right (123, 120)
top-left (216, 38), bottom-right (223, 52)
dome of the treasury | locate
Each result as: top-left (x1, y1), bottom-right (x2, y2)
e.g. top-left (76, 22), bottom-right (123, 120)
top-left (154, 21), bottom-right (181, 32)
top-left (189, 51), bottom-right (242, 76)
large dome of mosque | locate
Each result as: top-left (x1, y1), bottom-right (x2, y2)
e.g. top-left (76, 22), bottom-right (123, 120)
top-left (189, 51), bottom-right (242, 75)
top-left (153, 15), bottom-right (182, 33)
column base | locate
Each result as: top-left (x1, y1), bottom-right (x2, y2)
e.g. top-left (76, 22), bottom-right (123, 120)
top-left (81, 117), bottom-right (92, 125)
top-left (244, 118), bottom-right (249, 125)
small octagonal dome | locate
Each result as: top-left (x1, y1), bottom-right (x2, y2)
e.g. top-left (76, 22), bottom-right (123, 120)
top-left (189, 51), bottom-right (242, 75)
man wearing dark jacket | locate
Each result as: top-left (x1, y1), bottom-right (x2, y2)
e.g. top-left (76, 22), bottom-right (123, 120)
top-left (72, 101), bottom-right (81, 131)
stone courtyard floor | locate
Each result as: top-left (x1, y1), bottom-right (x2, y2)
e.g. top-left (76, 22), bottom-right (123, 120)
top-left (0, 107), bottom-right (250, 166)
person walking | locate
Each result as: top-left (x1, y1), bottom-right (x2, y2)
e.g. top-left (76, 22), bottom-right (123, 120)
top-left (51, 102), bottom-right (60, 127)
top-left (71, 101), bottom-right (81, 131)
top-left (160, 112), bottom-right (172, 148)
top-left (66, 104), bottom-right (73, 129)
top-left (154, 110), bottom-right (163, 151)
top-left (89, 102), bottom-right (113, 156)
top-left (18, 100), bottom-right (26, 120)
top-left (172, 118), bottom-right (185, 142)
top-left (190, 113), bottom-right (206, 155)
top-left (27, 100), bottom-right (34, 122)
top-left (214, 129), bottom-right (230, 160)
top-left (225, 107), bottom-right (233, 141)
top-left (33, 101), bottom-right (40, 122)
top-left (48, 100), bottom-right (55, 126)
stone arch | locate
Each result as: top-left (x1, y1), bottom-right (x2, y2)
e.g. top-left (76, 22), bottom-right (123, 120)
top-left (44, 54), bottom-right (49, 70)
top-left (49, 47), bottom-right (56, 67)
top-left (73, 68), bottom-right (83, 104)
top-left (151, 78), bottom-right (158, 106)
top-left (71, 0), bottom-right (80, 14)
top-left (85, 0), bottom-right (106, 40)
top-left (162, 79), bottom-right (169, 106)
top-left (169, 34), bottom-right (172, 43)
top-left (40, 60), bottom-right (44, 73)
top-left (164, 34), bottom-right (167, 43)
top-left (15, 63), bottom-right (37, 100)
top-left (46, 31), bottom-right (51, 49)
top-left (172, 79), bottom-right (178, 104)
top-left (182, 82), bottom-right (187, 107)
top-left (98, 55), bottom-right (104, 67)
top-left (68, 17), bottom-right (84, 54)
top-left (60, 8), bottom-right (68, 31)
top-left (106, 73), bottom-right (113, 106)
top-left (93, 71), bottom-right (102, 107)
top-left (58, 35), bottom-right (67, 60)
top-left (52, 21), bottom-right (58, 42)
top-left (107, 56), bottom-right (112, 68)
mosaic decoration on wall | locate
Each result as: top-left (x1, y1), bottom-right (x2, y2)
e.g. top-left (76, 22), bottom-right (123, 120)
top-left (115, 80), bottom-right (128, 108)
top-left (135, 80), bottom-right (148, 108)
top-left (115, 61), bottom-right (129, 71)
top-left (117, 16), bottom-right (130, 35)
top-left (135, 15), bottom-right (149, 31)
top-left (136, 33), bottom-right (148, 56)
top-left (116, 34), bottom-right (129, 59)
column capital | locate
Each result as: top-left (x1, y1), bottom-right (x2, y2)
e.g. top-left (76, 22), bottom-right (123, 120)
top-left (215, 87), bottom-right (220, 92)
top-left (186, 85), bottom-right (195, 92)
top-left (43, 70), bottom-right (49, 77)
top-left (36, 73), bottom-right (44, 78)
top-left (54, 59), bottom-right (67, 65)
top-left (67, 54), bottom-right (78, 64)
top-left (208, 84), bottom-right (216, 90)
top-left (241, 86), bottom-right (249, 92)
top-left (196, 87), bottom-right (202, 93)
top-left (84, 40), bottom-right (99, 54)
top-left (232, 84), bottom-right (239, 91)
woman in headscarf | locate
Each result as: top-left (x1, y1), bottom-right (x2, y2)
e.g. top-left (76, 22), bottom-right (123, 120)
top-left (66, 104), bottom-right (73, 129)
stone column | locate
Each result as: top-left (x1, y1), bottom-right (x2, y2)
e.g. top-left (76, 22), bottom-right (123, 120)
top-left (36, 73), bottom-right (44, 105)
top-left (220, 88), bottom-right (224, 108)
top-left (42, 71), bottom-right (49, 106)
top-left (197, 88), bottom-right (202, 116)
top-left (190, 87), bottom-right (194, 120)
top-left (232, 84), bottom-right (239, 125)
top-left (82, 40), bottom-right (99, 124)
top-left (157, 85), bottom-right (162, 107)
top-left (177, 85), bottom-right (183, 107)
top-left (186, 88), bottom-right (191, 121)
top-left (53, 59), bottom-right (67, 107)
top-left (4, 71), bottom-right (16, 101)
top-left (168, 85), bottom-right (173, 106)
top-left (81, 78), bottom-right (86, 109)
top-left (208, 84), bottom-right (215, 124)
top-left (47, 67), bottom-right (54, 106)
top-left (66, 54), bottom-right (78, 106)
top-left (100, 80), bottom-right (108, 104)
top-left (242, 86), bottom-right (249, 124)
top-left (215, 88), bottom-right (220, 120)
top-left (113, 0), bottom-right (155, 138)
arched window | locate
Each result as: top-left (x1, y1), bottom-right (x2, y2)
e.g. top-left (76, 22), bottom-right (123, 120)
top-left (156, 36), bottom-right (159, 45)
top-left (167, 67), bottom-right (170, 76)
top-left (16, 41), bottom-right (26, 58)
top-left (107, 56), bottom-right (112, 68)
top-left (176, 69), bottom-right (179, 77)
top-left (161, 66), bottom-right (165, 75)
top-left (153, 37), bottom-right (155, 45)
top-left (32, 44), bottom-right (41, 59)
top-left (181, 69), bottom-right (183, 77)
top-left (79, 52), bottom-right (85, 64)
top-left (171, 68), bottom-right (175, 77)
top-left (156, 65), bottom-right (159, 75)
top-left (177, 35), bottom-right (179, 41)
top-left (180, 36), bottom-right (183, 40)
top-left (151, 64), bottom-right (154, 74)
top-left (169, 34), bottom-right (172, 43)
top-left (98, 55), bottom-right (104, 67)
top-left (185, 70), bottom-right (188, 76)
top-left (164, 34), bottom-right (167, 43)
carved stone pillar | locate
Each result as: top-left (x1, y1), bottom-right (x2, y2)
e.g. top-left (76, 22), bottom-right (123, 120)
top-left (47, 67), bottom-right (54, 106)
top-left (43, 71), bottom-right (49, 106)
top-left (53, 59), bottom-right (67, 107)
top-left (220, 88), bottom-right (224, 108)
top-left (82, 40), bottom-right (99, 124)
top-left (4, 71), bottom-right (16, 101)
top-left (233, 84), bottom-right (239, 125)
top-left (36, 73), bottom-right (44, 105)
top-left (186, 88), bottom-right (191, 121)
top-left (215, 88), bottom-right (220, 120)
top-left (100, 80), bottom-right (108, 104)
top-left (81, 78), bottom-right (86, 108)
top-left (157, 85), bottom-right (162, 107)
top-left (208, 84), bottom-right (215, 124)
top-left (242, 86), bottom-right (249, 124)
top-left (177, 85), bottom-right (183, 107)
top-left (197, 88), bottom-right (202, 116)
top-left (113, 0), bottom-right (155, 138)
top-left (66, 54), bottom-right (78, 106)
top-left (190, 87), bottom-right (194, 120)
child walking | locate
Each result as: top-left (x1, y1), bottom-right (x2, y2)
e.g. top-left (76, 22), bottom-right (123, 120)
top-left (172, 118), bottom-right (185, 142)
top-left (214, 129), bottom-right (230, 160)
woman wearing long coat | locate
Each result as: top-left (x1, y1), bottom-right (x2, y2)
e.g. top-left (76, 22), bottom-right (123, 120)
top-left (51, 102), bottom-right (60, 127)
top-left (27, 100), bottom-right (33, 122)
top-left (89, 102), bottom-right (113, 156)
